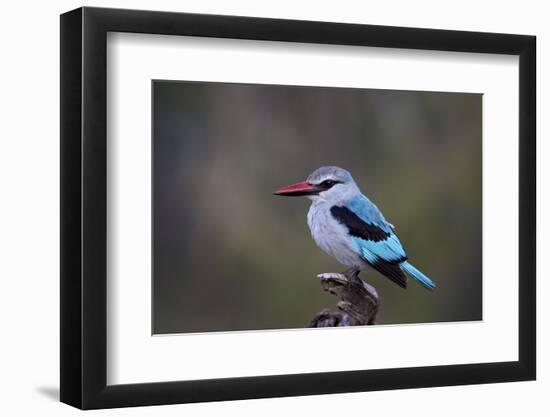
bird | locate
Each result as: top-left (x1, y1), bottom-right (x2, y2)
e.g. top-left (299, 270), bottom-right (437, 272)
top-left (273, 166), bottom-right (436, 290)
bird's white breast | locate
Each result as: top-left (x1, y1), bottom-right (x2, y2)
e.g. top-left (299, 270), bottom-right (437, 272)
top-left (307, 202), bottom-right (364, 269)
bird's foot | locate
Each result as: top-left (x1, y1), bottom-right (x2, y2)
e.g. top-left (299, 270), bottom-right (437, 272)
top-left (343, 266), bottom-right (360, 277)
top-left (343, 266), bottom-right (362, 286)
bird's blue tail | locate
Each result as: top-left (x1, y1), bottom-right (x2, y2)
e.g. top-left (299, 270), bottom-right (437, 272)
top-left (401, 261), bottom-right (436, 290)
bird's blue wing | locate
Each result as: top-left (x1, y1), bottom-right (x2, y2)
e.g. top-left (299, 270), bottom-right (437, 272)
top-left (331, 195), bottom-right (408, 288)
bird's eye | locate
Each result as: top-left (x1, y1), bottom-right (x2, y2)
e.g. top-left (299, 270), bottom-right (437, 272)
top-left (320, 180), bottom-right (337, 188)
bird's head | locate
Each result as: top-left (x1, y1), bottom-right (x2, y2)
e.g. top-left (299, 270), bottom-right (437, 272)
top-left (273, 166), bottom-right (359, 204)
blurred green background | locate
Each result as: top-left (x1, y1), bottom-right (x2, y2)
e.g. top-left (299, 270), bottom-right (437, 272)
top-left (152, 80), bottom-right (482, 334)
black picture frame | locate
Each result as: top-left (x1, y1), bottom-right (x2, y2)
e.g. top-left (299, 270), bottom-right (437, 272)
top-left (60, 6), bottom-right (536, 410)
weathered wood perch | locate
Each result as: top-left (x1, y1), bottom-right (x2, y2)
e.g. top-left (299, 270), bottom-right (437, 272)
top-left (307, 269), bottom-right (380, 327)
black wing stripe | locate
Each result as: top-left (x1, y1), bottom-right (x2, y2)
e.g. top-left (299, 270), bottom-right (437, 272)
top-left (330, 206), bottom-right (390, 242)
top-left (331, 205), bottom-right (407, 288)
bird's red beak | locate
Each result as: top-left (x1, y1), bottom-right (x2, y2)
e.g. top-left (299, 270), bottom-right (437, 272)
top-left (273, 181), bottom-right (320, 197)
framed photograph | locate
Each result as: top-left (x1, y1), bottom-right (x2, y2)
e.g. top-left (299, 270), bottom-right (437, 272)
top-left (60, 6), bottom-right (536, 409)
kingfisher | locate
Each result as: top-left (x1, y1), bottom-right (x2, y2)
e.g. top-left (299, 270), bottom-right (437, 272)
top-left (274, 166), bottom-right (436, 290)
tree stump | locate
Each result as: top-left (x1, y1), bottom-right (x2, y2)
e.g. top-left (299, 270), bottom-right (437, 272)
top-left (307, 269), bottom-right (380, 327)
